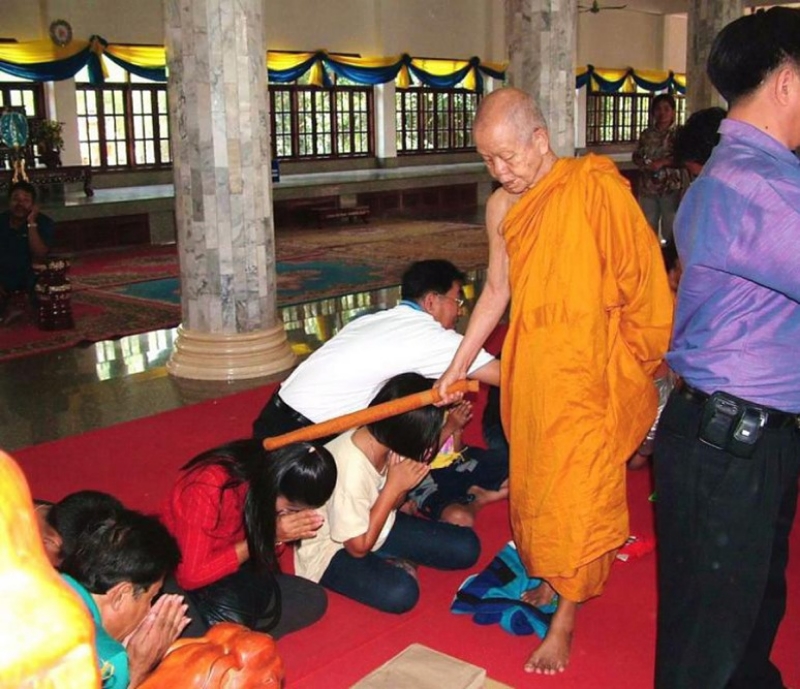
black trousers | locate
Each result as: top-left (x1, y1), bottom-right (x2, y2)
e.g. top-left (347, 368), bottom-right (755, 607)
top-left (252, 389), bottom-right (311, 441)
top-left (252, 389), bottom-right (336, 446)
top-left (186, 561), bottom-right (328, 639)
top-left (653, 391), bottom-right (800, 689)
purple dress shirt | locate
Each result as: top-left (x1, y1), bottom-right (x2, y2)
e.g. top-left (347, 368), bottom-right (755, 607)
top-left (668, 118), bottom-right (800, 412)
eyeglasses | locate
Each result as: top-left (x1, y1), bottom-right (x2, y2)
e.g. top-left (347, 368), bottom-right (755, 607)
top-left (437, 293), bottom-right (465, 308)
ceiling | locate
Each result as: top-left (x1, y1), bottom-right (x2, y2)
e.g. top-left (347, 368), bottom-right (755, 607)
top-left (606, 0), bottom-right (800, 16)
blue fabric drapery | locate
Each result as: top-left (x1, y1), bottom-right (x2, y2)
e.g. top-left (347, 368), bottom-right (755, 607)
top-left (576, 65), bottom-right (686, 94)
top-left (0, 38), bottom-right (507, 91)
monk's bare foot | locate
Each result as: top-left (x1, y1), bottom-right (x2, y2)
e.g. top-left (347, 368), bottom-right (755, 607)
top-left (521, 580), bottom-right (556, 608)
top-left (524, 599), bottom-right (577, 675)
top-left (524, 626), bottom-right (572, 675)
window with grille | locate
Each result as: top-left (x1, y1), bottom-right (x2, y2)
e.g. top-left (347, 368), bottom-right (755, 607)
top-left (268, 79), bottom-right (373, 160)
top-left (75, 62), bottom-right (170, 170)
top-left (0, 76), bottom-right (45, 118)
top-left (396, 87), bottom-right (479, 155)
top-left (0, 76), bottom-right (46, 169)
top-left (586, 91), bottom-right (686, 146)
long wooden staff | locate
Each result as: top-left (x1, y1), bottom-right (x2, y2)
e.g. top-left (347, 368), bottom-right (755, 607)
top-left (262, 379), bottom-right (479, 451)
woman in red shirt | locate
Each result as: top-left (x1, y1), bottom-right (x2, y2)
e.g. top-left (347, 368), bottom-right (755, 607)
top-left (162, 440), bottom-right (336, 638)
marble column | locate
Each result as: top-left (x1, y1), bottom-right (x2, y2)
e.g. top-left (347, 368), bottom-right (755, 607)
top-left (505, 0), bottom-right (576, 157)
top-left (686, 0), bottom-right (744, 114)
top-left (164, 0), bottom-right (295, 381)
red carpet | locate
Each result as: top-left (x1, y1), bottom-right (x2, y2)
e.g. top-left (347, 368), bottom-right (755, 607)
top-left (69, 245), bottom-right (179, 290)
top-left (12, 386), bottom-right (800, 688)
top-left (0, 290), bottom-right (180, 362)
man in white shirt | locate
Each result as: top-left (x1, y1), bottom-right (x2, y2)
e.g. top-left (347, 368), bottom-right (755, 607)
top-left (252, 259), bottom-right (500, 441)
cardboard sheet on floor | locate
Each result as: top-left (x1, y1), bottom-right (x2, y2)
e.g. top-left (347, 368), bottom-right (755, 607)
top-left (351, 643), bottom-right (510, 689)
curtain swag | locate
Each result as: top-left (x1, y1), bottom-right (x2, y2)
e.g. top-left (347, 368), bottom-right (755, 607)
top-left (576, 65), bottom-right (686, 94)
top-left (0, 37), bottom-right (507, 90)
top-left (0, 39), bottom-right (686, 94)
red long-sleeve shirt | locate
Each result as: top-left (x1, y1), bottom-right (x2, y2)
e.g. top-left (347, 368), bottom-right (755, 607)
top-left (161, 465), bottom-right (247, 590)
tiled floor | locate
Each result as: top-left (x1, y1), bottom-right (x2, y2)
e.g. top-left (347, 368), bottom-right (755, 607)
top-left (0, 215), bottom-right (487, 452)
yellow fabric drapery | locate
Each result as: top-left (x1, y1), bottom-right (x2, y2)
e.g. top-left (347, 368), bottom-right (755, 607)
top-left (105, 44), bottom-right (166, 69)
top-left (577, 65), bottom-right (687, 94)
top-left (0, 39), bottom-right (88, 64)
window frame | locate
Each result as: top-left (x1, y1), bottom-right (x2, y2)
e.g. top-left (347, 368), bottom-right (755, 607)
top-left (395, 85), bottom-right (480, 156)
top-left (268, 82), bottom-right (374, 161)
top-left (75, 71), bottom-right (171, 171)
top-left (0, 79), bottom-right (46, 170)
top-left (585, 89), bottom-right (686, 147)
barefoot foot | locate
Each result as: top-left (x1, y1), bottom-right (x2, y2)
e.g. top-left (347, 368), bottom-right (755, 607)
top-left (523, 599), bottom-right (578, 675)
top-left (524, 626), bottom-right (572, 675)
top-left (521, 580), bottom-right (556, 608)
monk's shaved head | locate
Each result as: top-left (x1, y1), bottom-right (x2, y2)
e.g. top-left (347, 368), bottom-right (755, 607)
top-left (474, 87), bottom-right (548, 144)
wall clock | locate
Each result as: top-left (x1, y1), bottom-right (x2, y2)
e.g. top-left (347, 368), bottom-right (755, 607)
top-left (49, 20), bottom-right (73, 48)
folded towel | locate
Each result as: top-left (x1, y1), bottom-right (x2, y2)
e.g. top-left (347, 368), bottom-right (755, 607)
top-left (451, 541), bottom-right (556, 638)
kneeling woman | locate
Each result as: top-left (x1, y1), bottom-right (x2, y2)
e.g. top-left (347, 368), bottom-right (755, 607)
top-left (162, 440), bottom-right (337, 637)
top-left (295, 373), bottom-right (481, 614)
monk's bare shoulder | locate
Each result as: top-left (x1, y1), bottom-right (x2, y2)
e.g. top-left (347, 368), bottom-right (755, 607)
top-left (485, 187), bottom-right (519, 237)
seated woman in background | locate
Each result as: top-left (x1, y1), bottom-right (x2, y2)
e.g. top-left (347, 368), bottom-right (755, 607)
top-left (162, 440), bottom-right (337, 638)
top-left (404, 398), bottom-right (509, 528)
top-left (295, 372), bottom-right (481, 614)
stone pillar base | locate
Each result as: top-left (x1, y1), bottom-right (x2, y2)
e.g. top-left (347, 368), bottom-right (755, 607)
top-left (167, 323), bottom-right (296, 381)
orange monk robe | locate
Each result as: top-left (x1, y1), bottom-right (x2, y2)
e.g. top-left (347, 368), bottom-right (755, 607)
top-left (501, 154), bottom-right (673, 603)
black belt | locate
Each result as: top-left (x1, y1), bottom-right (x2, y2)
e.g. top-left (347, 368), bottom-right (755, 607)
top-left (676, 380), bottom-right (800, 430)
top-left (271, 392), bottom-right (313, 427)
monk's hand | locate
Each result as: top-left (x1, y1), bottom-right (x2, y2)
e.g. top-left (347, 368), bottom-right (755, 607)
top-left (385, 451), bottom-right (430, 497)
top-left (276, 508), bottom-right (325, 542)
top-left (435, 365), bottom-right (467, 407)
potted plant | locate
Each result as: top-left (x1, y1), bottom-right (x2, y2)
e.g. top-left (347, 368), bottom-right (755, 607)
top-left (32, 119), bottom-right (64, 169)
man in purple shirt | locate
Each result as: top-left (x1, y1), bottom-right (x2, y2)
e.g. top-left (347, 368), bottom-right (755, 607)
top-left (654, 9), bottom-right (800, 689)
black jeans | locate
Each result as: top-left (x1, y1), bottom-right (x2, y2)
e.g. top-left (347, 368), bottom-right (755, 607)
top-left (653, 391), bottom-right (800, 689)
top-left (187, 561), bottom-right (328, 639)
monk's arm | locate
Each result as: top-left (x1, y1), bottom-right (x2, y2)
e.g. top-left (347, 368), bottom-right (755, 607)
top-left (437, 191), bottom-right (511, 395)
top-left (603, 176), bottom-right (673, 372)
top-left (469, 359), bottom-right (500, 387)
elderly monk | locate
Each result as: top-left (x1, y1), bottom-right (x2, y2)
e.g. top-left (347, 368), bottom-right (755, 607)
top-left (438, 87), bottom-right (673, 674)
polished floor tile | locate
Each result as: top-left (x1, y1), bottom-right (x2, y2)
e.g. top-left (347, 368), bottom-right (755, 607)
top-left (0, 263), bottom-right (486, 452)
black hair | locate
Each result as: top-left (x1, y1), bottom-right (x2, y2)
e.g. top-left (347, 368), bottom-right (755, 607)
top-left (181, 439), bottom-right (336, 572)
top-left (8, 180), bottom-right (37, 201)
top-left (46, 490), bottom-right (124, 563)
top-left (60, 508), bottom-right (181, 595)
top-left (707, 7), bottom-right (800, 105)
top-left (400, 260), bottom-right (466, 302)
top-left (650, 93), bottom-right (676, 118)
top-left (672, 107), bottom-right (726, 167)
top-left (366, 373), bottom-right (445, 463)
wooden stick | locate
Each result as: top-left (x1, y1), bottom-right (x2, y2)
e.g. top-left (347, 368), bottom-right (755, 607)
top-left (262, 379), bottom-right (479, 451)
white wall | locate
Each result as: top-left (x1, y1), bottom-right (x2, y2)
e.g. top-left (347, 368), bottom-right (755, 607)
top-left (577, 10), bottom-right (664, 70)
top-left (1, 0), bottom-right (164, 45)
top-left (3, 0), bottom-right (498, 61)
top-left (265, 1), bottom-right (380, 54)
top-left (375, 0), bottom-right (493, 59)
top-left (662, 14), bottom-right (687, 72)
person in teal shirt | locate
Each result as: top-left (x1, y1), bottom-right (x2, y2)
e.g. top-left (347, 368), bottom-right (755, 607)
top-left (62, 573), bottom-right (131, 688)
top-left (59, 508), bottom-right (189, 688)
